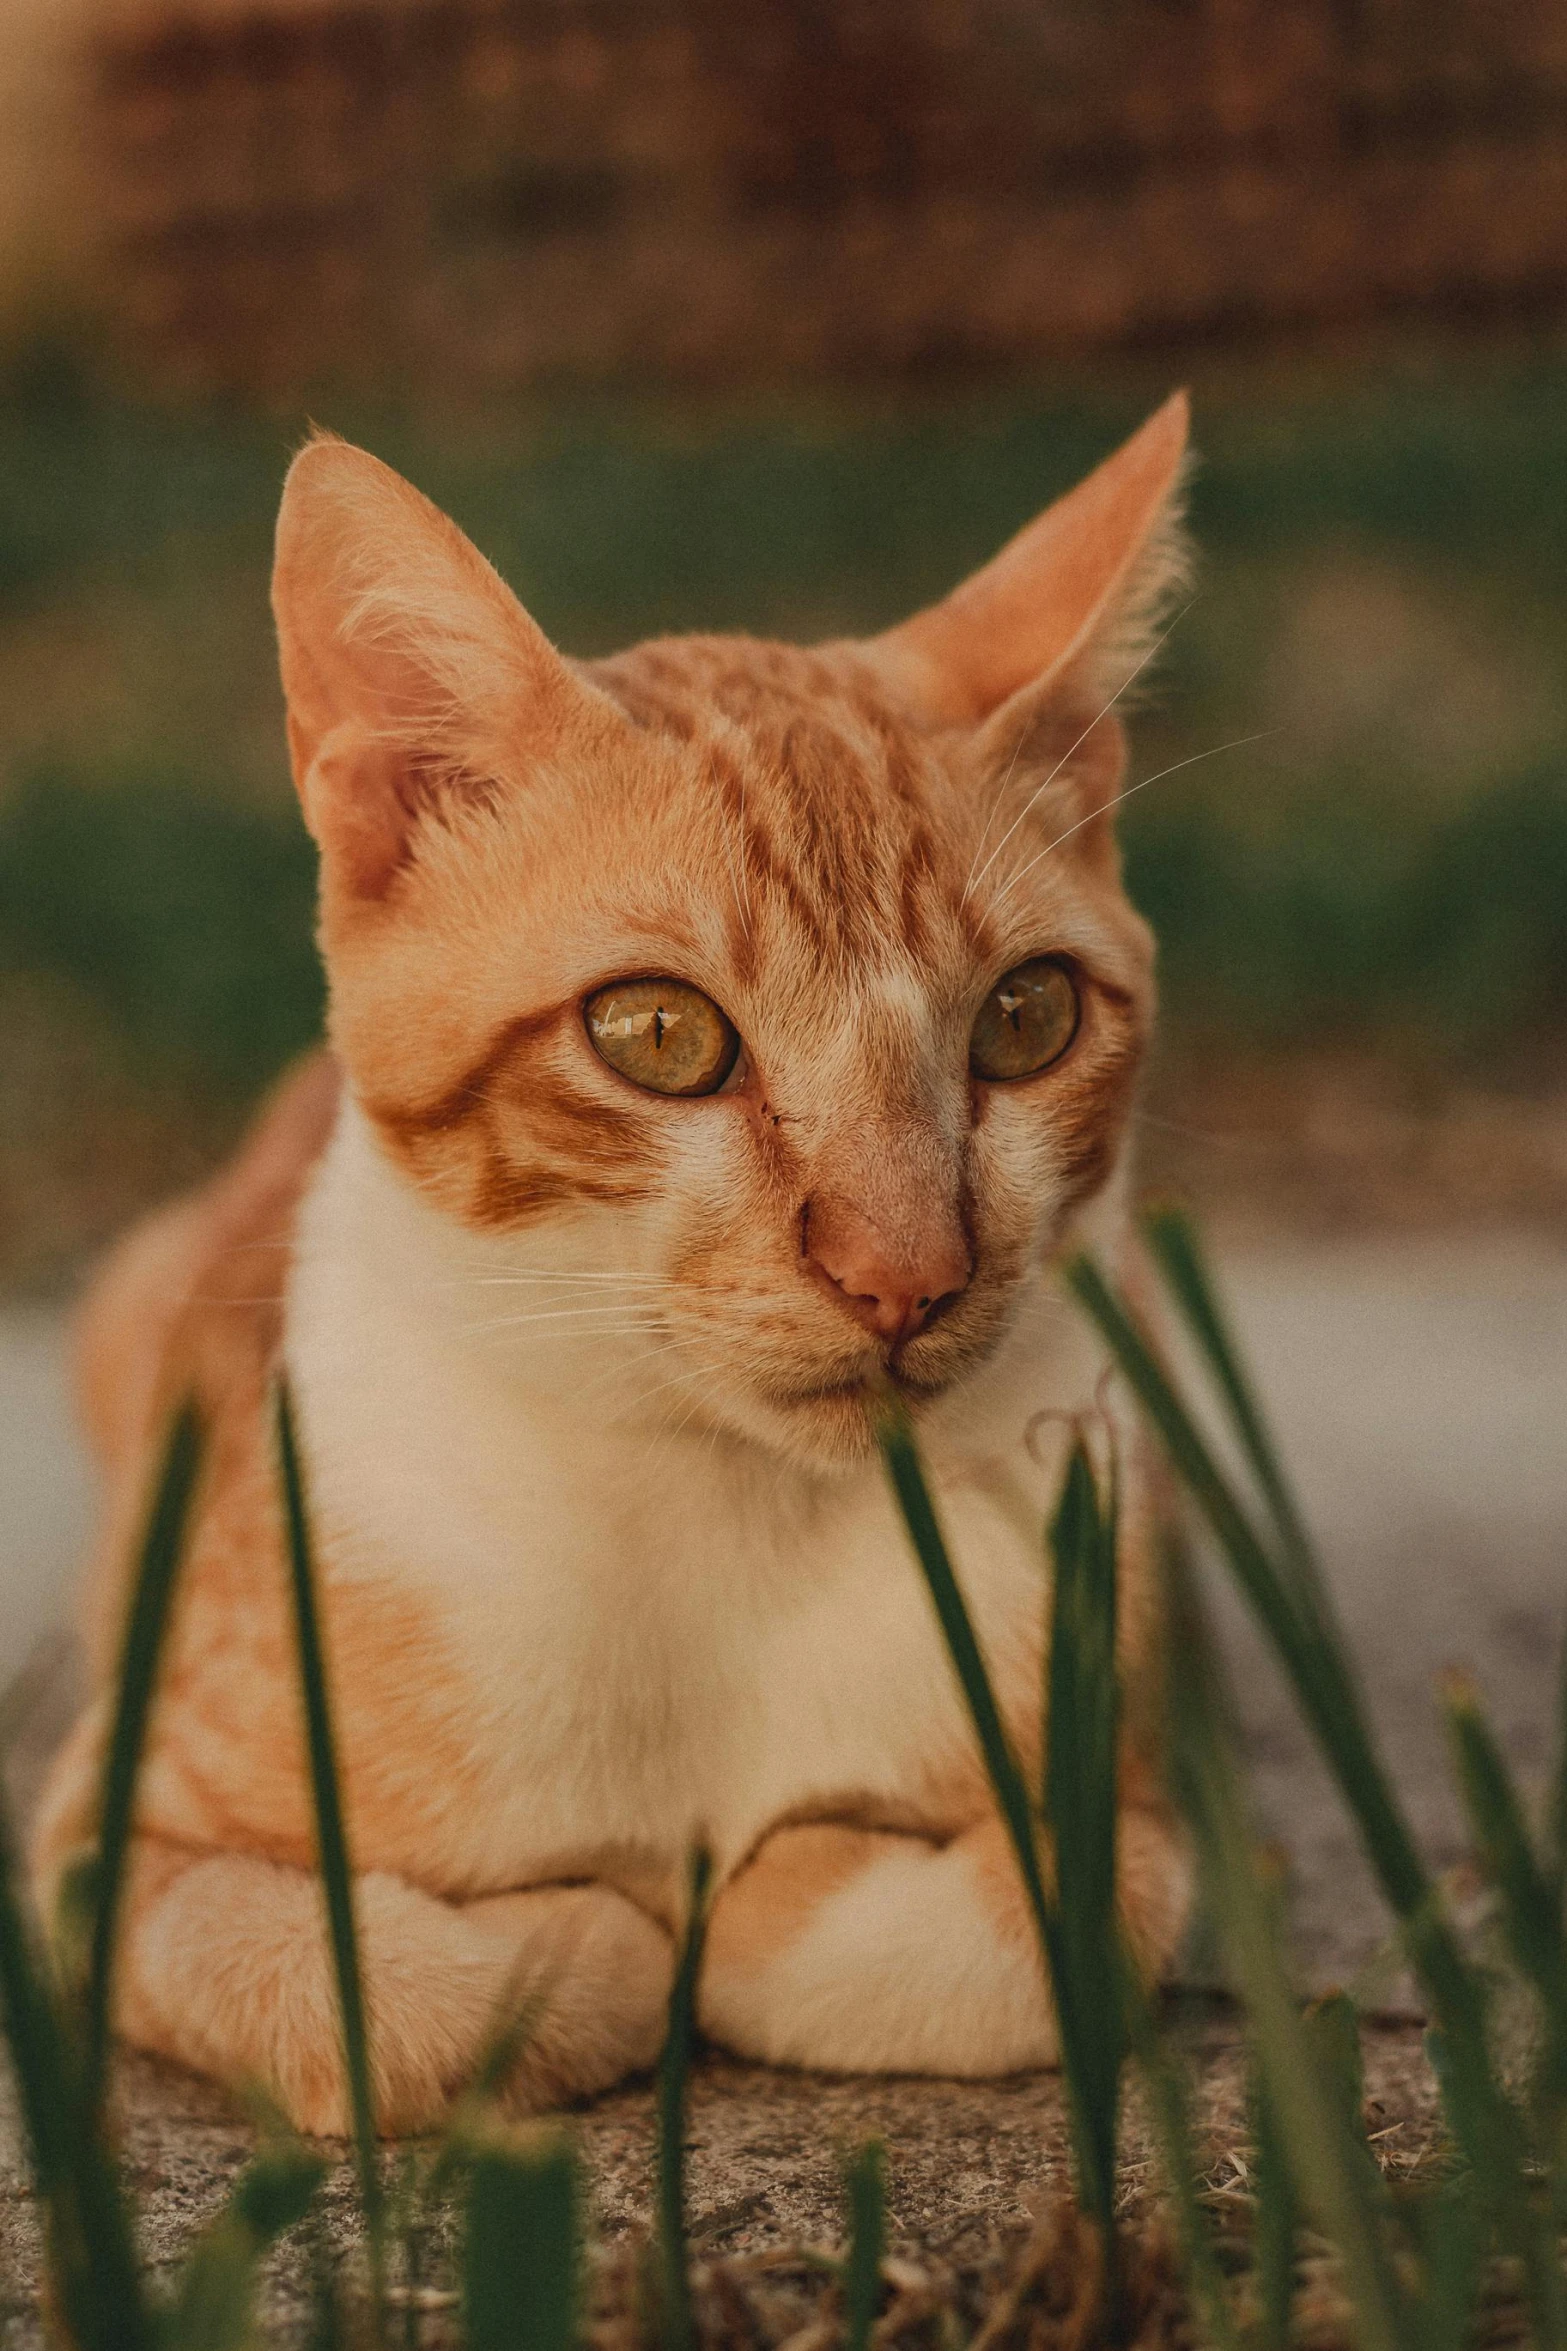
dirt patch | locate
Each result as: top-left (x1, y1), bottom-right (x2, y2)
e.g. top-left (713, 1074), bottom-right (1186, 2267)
top-left (0, 2008), bottom-right (1448, 2346)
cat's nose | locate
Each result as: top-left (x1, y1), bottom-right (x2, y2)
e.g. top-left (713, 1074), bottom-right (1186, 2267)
top-left (803, 1198), bottom-right (971, 1347)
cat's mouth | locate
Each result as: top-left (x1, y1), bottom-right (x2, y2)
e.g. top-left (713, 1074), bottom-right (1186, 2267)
top-left (778, 1357), bottom-right (956, 1414)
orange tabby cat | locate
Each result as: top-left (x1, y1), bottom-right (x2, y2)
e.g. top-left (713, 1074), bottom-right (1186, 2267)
top-left (34, 396), bottom-right (1193, 2132)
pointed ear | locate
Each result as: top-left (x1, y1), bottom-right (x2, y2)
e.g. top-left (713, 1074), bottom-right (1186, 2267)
top-left (865, 392), bottom-right (1192, 728)
top-left (272, 433), bottom-right (598, 902)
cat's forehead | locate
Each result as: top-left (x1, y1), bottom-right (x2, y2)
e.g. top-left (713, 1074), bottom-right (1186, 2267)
top-left (587, 632), bottom-right (985, 976)
top-left (590, 633), bottom-right (891, 737)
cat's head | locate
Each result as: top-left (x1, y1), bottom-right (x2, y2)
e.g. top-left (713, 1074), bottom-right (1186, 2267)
top-left (273, 400), bottom-right (1189, 1465)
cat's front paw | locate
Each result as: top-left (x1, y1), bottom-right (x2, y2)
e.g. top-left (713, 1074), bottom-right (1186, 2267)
top-left (120, 1845), bottom-right (675, 2136)
top-left (467, 1884), bottom-right (675, 2111)
top-left (700, 1821), bottom-right (1060, 2077)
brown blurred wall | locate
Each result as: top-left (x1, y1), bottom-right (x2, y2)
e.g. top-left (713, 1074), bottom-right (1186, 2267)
top-left (1, 0), bottom-right (95, 324)
top-left (74, 0), bottom-right (1567, 394)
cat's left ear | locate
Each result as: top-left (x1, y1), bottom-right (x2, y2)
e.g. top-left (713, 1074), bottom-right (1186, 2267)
top-left (864, 392), bottom-right (1191, 730)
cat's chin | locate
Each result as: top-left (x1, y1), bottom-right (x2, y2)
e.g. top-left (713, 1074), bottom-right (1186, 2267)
top-left (716, 1365), bottom-right (955, 1473)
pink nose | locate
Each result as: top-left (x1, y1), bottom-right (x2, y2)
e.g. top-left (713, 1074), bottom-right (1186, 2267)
top-left (803, 1198), bottom-right (971, 1347)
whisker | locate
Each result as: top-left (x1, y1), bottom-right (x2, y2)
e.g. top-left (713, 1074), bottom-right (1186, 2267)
top-left (642, 1375), bottom-right (719, 1470)
top-left (462, 1304), bottom-right (668, 1338)
top-left (550, 1333), bottom-right (694, 1415)
top-left (985, 728), bottom-right (1274, 919)
top-left (451, 1270), bottom-right (676, 1292)
top-left (961, 717), bottom-right (1030, 901)
top-left (962, 599), bottom-right (1197, 909)
top-left (1132, 1107), bottom-right (1248, 1149)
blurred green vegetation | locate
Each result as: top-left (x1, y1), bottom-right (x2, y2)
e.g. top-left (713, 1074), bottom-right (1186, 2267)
top-left (0, 337), bottom-right (1564, 1277)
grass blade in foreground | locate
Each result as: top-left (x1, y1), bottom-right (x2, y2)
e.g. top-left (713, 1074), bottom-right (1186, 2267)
top-left (1247, 2062), bottom-right (1297, 2351)
top-left (657, 1843), bottom-right (712, 2351)
top-left (1443, 1670), bottom-right (1567, 2018)
top-left (463, 2128), bottom-right (580, 2351)
top-left (877, 1391), bottom-right (1126, 2262)
top-left (0, 1785), bottom-right (153, 2351)
top-left (874, 1393), bottom-right (1052, 1951)
top-left (1552, 1620), bottom-right (1567, 1913)
top-left (1072, 1238), bottom-right (1567, 2345)
top-left (1443, 1670), bottom-right (1567, 2212)
top-left (1066, 1253), bottom-right (1547, 2270)
top-left (1141, 1207), bottom-right (1319, 1601)
top-left (842, 2139), bottom-right (886, 2351)
top-left (1168, 1574), bottom-right (1413, 2351)
top-left (170, 2139), bottom-right (326, 2351)
top-left (1119, 1971), bottom-right (1241, 2351)
top-left (275, 1380), bottom-right (384, 2274)
top-left (84, 1399), bottom-right (203, 2113)
top-left (1043, 1441), bottom-right (1124, 2240)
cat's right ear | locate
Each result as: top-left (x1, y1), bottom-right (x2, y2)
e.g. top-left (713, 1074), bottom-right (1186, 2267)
top-left (863, 393), bottom-right (1191, 729)
top-left (273, 434), bottom-right (600, 904)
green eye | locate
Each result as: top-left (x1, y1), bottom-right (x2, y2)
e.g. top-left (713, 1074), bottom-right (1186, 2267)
top-left (970, 958), bottom-right (1080, 1082)
top-left (585, 977), bottom-right (741, 1097)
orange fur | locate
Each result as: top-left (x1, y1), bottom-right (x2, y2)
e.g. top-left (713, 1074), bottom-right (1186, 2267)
top-left (38, 401), bottom-right (1194, 2129)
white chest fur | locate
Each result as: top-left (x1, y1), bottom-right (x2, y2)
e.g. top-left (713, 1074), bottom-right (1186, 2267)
top-left (284, 1103), bottom-right (1120, 1889)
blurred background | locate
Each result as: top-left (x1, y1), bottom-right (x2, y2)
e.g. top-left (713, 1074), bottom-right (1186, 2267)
top-left (1, 2), bottom-right (1565, 1764)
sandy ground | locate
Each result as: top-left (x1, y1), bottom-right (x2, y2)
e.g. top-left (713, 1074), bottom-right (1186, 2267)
top-left (0, 1227), bottom-right (1563, 2313)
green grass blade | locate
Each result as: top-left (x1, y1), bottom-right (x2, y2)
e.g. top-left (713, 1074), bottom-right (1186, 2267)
top-left (1068, 1251), bottom-right (1545, 2266)
top-left (1551, 1622), bottom-right (1567, 1914)
top-left (1249, 2063), bottom-right (1299, 2351)
top-left (463, 2128), bottom-right (581, 2351)
top-left (879, 1394), bottom-right (1131, 2272)
top-left (1443, 1668), bottom-right (1567, 2277)
top-left (274, 1379), bottom-right (384, 2273)
top-left (0, 1783), bottom-right (152, 2351)
top-left (875, 1392), bottom-right (1052, 1951)
top-left (1043, 1440), bottom-right (1124, 2237)
top-left (1444, 1670), bottom-right (1567, 2014)
top-left (84, 1398), bottom-right (202, 2113)
top-left (171, 2139), bottom-right (326, 2351)
top-left (1066, 1257), bottom-right (1364, 1788)
top-left (1141, 1206), bottom-right (1321, 1601)
top-left (657, 1843), bottom-right (711, 2351)
top-left (842, 2139), bottom-right (886, 2351)
top-left (1169, 1589), bottom-right (1413, 2351)
top-left (1300, 1992), bottom-right (1393, 2209)
top-left (1405, 2180), bottom-right (1487, 2351)
top-left (1245, 1851), bottom-right (1302, 2351)
top-left (1305, 1995), bottom-right (1366, 2134)
top-left (303, 2206), bottom-right (345, 2351)
top-left (1121, 1970), bottom-right (1241, 2351)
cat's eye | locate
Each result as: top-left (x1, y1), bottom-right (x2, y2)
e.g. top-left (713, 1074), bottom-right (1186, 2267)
top-left (970, 958), bottom-right (1080, 1082)
top-left (584, 977), bottom-right (741, 1097)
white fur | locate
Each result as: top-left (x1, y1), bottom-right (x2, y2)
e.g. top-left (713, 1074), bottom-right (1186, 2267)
top-left (699, 1834), bottom-right (1060, 2074)
top-left (286, 1094), bottom-right (1128, 1904)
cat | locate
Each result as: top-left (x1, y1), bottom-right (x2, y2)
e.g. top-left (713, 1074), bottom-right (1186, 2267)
top-left (33, 395), bottom-right (1193, 2134)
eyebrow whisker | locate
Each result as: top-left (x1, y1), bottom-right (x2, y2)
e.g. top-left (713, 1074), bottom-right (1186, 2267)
top-left (962, 599), bottom-right (1197, 910)
top-left (985, 728), bottom-right (1276, 921)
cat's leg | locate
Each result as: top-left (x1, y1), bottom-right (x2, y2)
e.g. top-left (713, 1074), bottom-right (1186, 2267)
top-left (112, 1838), bottom-right (672, 2135)
top-left (699, 1808), bottom-right (1189, 2076)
